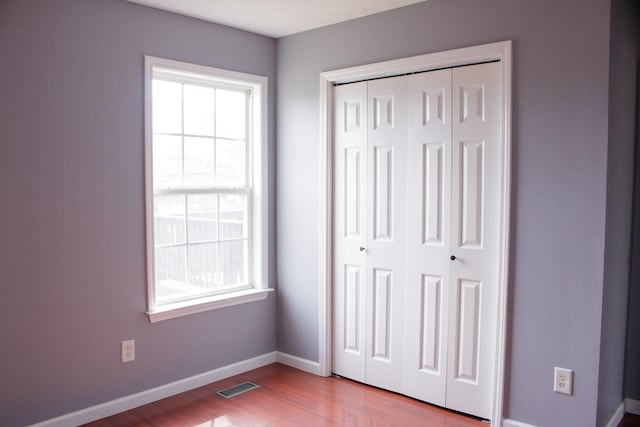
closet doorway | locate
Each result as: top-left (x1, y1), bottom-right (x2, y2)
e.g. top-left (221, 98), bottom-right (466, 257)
top-left (318, 41), bottom-right (512, 425)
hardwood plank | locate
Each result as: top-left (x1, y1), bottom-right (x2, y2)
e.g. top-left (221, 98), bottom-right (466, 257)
top-left (83, 364), bottom-right (485, 427)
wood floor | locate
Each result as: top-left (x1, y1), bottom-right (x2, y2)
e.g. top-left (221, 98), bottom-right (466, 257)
top-left (84, 363), bottom-right (486, 427)
top-left (620, 413), bottom-right (640, 427)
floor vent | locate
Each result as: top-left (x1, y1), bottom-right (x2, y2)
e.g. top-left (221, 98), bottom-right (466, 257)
top-left (216, 381), bottom-right (260, 398)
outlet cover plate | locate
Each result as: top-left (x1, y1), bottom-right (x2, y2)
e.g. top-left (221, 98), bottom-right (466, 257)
top-left (122, 339), bottom-right (135, 363)
top-left (554, 367), bottom-right (573, 395)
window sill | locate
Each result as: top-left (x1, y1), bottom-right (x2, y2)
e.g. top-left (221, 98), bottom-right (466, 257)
top-left (147, 288), bottom-right (274, 323)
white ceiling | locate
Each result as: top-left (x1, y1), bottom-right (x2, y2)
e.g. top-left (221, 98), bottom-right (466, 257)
top-left (126, 0), bottom-right (427, 38)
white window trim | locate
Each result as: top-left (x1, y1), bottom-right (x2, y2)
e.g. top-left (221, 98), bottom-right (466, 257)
top-left (144, 56), bottom-right (271, 323)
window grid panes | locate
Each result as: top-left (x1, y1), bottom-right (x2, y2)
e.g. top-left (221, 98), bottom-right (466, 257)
top-left (152, 77), bottom-right (251, 306)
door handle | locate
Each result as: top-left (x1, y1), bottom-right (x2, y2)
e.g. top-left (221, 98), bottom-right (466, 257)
top-left (360, 246), bottom-right (366, 252)
top-left (450, 255), bottom-right (456, 261)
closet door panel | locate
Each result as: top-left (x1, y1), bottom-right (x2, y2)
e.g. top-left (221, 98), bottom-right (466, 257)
top-left (333, 82), bottom-right (368, 382)
top-left (447, 61), bottom-right (501, 420)
top-left (404, 69), bottom-right (452, 406)
top-left (365, 75), bottom-right (407, 394)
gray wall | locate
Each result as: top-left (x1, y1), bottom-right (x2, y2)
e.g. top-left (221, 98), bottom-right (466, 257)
top-left (0, 1), bottom-right (277, 426)
top-left (598, 0), bottom-right (640, 424)
top-left (276, 1), bottom-right (611, 426)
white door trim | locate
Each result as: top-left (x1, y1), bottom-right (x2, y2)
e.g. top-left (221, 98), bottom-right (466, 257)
top-left (318, 41), bottom-right (512, 426)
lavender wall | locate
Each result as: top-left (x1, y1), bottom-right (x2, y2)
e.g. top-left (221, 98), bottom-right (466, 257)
top-left (276, 1), bottom-right (611, 426)
top-left (0, 1), bottom-right (277, 426)
top-left (598, 0), bottom-right (640, 423)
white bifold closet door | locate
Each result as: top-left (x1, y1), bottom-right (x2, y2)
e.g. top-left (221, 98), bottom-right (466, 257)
top-left (333, 75), bottom-right (408, 394)
top-left (333, 61), bottom-right (501, 420)
top-left (403, 61), bottom-right (501, 419)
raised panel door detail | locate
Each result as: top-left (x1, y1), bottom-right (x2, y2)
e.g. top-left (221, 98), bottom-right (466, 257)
top-left (373, 96), bottom-right (394, 130)
top-left (443, 59), bottom-right (501, 421)
top-left (459, 141), bottom-right (483, 248)
top-left (459, 84), bottom-right (485, 123)
top-left (420, 275), bottom-right (442, 373)
top-left (333, 81), bottom-right (367, 384)
top-left (423, 143), bottom-right (444, 245)
top-left (345, 147), bottom-right (361, 238)
top-left (374, 146), bottom-right (393, 240)
top-left (423, 90), bottom-right (445, 125)
top-left (455, 279), bottom-right (480, 383)
top-left (373, 269), bottom-right (392, 361)
top-left (344, 265), bottom-right (361, 354)
top-left (345, 100), bottom-right (362, 132)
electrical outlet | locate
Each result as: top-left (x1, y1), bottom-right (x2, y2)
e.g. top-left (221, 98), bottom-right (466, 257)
top-left (121, 339), bottom-right (135, 363)
top-left (554, 367), bottom-right (573, 395)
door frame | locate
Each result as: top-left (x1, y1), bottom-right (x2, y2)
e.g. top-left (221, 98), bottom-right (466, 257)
top-left (317, 41), bottom-right (512, 425)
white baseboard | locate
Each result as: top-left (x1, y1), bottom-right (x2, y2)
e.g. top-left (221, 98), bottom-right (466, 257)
top-left (504, 400), bottom-right (640, 427)
top-left (276, 351), bottom-right (321, 375)
top-left (627, 398), bottom-right (640, 415)
top-left (29, 351), bottom-right (278, 427)
top-left (605, 401), bottom-right (626, 427)
top-left (502, 419), bottom-right (537, 427)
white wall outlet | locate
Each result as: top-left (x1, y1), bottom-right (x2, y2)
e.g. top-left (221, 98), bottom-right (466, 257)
top-left (554, 367), bottom-right (573, 395)
top-left (121, 339), bottom-right (135, 363)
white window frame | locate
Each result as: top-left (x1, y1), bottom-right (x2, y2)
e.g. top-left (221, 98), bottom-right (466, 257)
top-left (144, 56), bottom-right (271, 323)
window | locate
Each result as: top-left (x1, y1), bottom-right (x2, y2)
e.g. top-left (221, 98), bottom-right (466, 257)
top-left (144, 56), bottom-right (270, 322)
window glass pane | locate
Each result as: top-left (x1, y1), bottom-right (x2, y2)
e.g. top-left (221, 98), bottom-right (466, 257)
top-left (188, 243), bottom-right (219, 289)
top-left (188, 194), bottom-right (218, 242)
top-left (184, 136), bottom-right (215, 186)
top-left (184, 84), bottom-right (215, 137)
top-left (216, 89), bottom-right (246, 139)
top-left (216, 139), bottom-right (246, 186)
top-left (219, 240), bottom-right (247, 286)
top-left (155, 246), bottom-right (187, 302)
top-left (154, 194), bottom-right (186, 245)
top-left (152, 80), bottom-right (182, 134)
top-left (219, 194), bottom-right (247, 240)
top-left (153, 134), bottom-right (182, 189)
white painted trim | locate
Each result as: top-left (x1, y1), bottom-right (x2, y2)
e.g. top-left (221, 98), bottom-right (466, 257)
top-left (605, 401), bottom-right (626, 427)
top-left (147, 288), bottom-right (274, 322)
top-left (146, 56), bottom-right (270, 89)
top-left (144, 55), bottom-right (156, 313)
top-left (492, 40), bottom-right (513, 427)
top-left (321, 42), bottom-right (509, 84)
top-left (318, 75), bottom-right (334, 377)
top-left (502, 419), bottom-right (537, 427)
top-left (28, 352), bottom-right (278, 427)
top-left (277, 352), bottom-right (322, 375)
top-left (317, 41), bottom-right (513, 426)
top-left (626, 398), bottom-right (640, 415)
